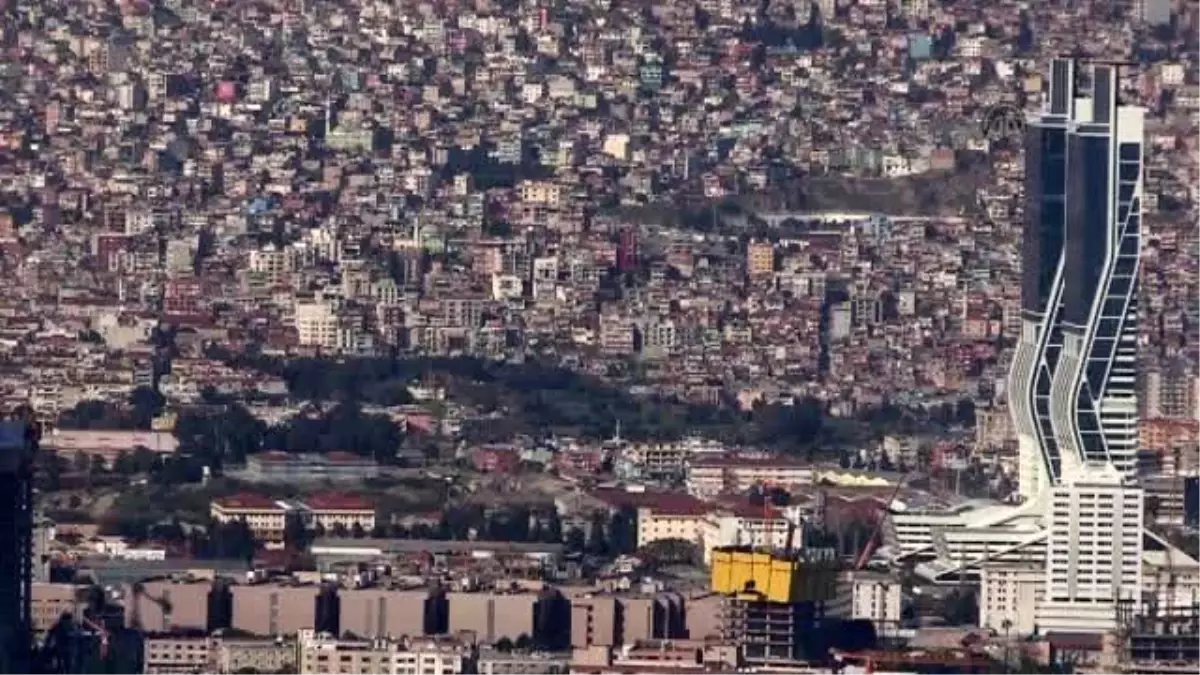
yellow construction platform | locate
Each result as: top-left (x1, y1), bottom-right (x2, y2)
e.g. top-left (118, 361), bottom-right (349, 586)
top-left (710, 548), bottom-right (837, 604)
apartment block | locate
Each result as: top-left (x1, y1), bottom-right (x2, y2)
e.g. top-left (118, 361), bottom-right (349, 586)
top-left (31, 583), bottom-right (84, 633)
top-left (686, 455), bottom-right (814, 499)
top-left (143, 635), bottom-right (214, 674)
top-left (124, 581), bottom-right (214, 633)
top-left (231, 584), bottom-right (321, 636)
top-left (297, 630), bottom-right (467, 675)
top-left (210, 493), bottom-right (376, 542)
top-left (446, 592), bottom-right (537, 645)
top-left (339, 588), bottom-right (435, 639)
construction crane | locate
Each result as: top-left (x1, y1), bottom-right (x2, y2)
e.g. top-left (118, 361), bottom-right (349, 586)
top-left (853, 472), bottom-right (908, 571)
top-left (129, 582), bottom-right (174, 631)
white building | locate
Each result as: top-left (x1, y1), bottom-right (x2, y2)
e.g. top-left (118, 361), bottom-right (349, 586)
top-left (297, 630), bottom-right (466, 675)
top-left (1038, 464), bottom-right (1144, 633)
top-left (685, 455), bottom-right (814, 499)
top-left (294, 301), bottom-right (340, 350)
top-left (979, 563), bottom-right (1044, 636)
top-left (847, 572), bottom-right (903, 636)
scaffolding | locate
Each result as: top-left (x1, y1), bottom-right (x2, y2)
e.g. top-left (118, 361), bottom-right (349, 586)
top-left (710, 546), bottom-right (839, 666)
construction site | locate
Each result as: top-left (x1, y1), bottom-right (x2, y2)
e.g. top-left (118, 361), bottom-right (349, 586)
top-left (705, 482), bottom-right (998, 672)
top-left (1114, 603), bottom-right (1200, 674)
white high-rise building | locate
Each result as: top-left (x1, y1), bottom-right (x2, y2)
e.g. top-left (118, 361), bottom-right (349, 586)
top-left (1038, 463), bottom-right (1144, 632)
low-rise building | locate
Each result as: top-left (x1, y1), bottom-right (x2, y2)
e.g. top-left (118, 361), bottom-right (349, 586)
top-left (210, 494), bottom-right (290, 541)
top-left (686, 454), bottom-right (815, 499)
top-left (297, 630), bottom-right (468, 675)
top-left (210, 493), bottom-right (376, 541)
top-left (244, 451), bottom-right (379, 483)
top-left (143, 635), bottom-right (214, 674)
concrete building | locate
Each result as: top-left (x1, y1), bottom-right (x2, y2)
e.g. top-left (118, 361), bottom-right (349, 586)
top-left (685, 455), bottom-right (814, 499)
top-left (567, 593), bottom-right (680, 649)
top-left (40, 429), bottom-right (178, 463)
top-left (682, 593), bottom-right (724, 642)
top-left (216, 638), bottom-right (297, 674)
top-left (124, 580), bottom-right (214, 633)
top-left (244, 451), bottom-right (380, 483)
top-left (746, 241), bottom-right (774, 280)
top-left (847, 572), bottom-right (903, 637)
top-left (143, 635), bottom-right (214, 674)
top-left (979, 563), bottom-right (1045, 636)
top-left (297, 630), bottom-right (467, 675)
top-left (1038, 464), bottom-right (1145, 633)
top-left (210, 494), bottom-right (290, 542)
top-left (230, 584), bottom-right (321, 636)
top-left (339, 588), bottom-right (433, 639)
top-left (446, 591), bottom-right (538, 645)
top-left (210, 493), bottom-right (376, 542)
top-left (294, 300), bottom-right (340, 349)
top-left (31, 583), bottom-right (85, 633)
top-left (476, 649), bottom-right (568, 674)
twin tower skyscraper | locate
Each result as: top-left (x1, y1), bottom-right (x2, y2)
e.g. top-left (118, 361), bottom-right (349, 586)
top-left (1008, 58), bottom-right (1145, 499)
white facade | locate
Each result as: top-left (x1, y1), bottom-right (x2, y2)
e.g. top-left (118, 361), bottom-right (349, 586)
top-left (848, 573), bottom-right (903, 635)
top-left (979, 563), bottom-right (1044, 636)
top-left (295, 301), bottom-right (340, 349)
top-left (1039, 463), bottom-right (1144, 633)
top-left (685, 458), bottom-right (813, 499)
top-left (297, 630), bottom-right (466, 675)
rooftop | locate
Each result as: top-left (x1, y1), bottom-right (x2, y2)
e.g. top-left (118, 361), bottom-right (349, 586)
top-left (213, 493), bottom-right (286, 511)
top-left (303, 493), bottom-right (374, 512)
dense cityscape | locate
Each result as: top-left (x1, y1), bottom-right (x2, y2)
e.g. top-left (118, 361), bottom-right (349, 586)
top-left (0, 0), bottom-right (1198, 674)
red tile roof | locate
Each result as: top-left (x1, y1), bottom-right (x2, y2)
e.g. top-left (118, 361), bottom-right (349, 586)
top-left (304, 493), bottom-right (374, 512)
top-left (213, 493), bottom-right (283, 511)
top-left (589, 488), bottom-right (711, 517)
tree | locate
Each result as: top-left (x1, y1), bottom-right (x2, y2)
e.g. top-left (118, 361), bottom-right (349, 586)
top-left (543, 512), bottom-right (564, 543)
top-left (608, 506), bottom-right (638, 555)
top-left (42, 451), bottom-right (64, 491)
top-left (587, 515), bottom-right (608, 556)
top-left (113, 451), bottom-right (136, 476)
top-left (73, 452), bottom-right (91, 474)
top-left (565, 527), bottom-right (586, 553)
top-left (132, 446), bottom-right (160, 473)
top-left (350, 522), bottom-right (367, 539)
top-left (1146, 495), bottom-right (1162, 522)
top-left (129, 386), bottom-right (166, 429)
top-left (514, 633), bottom-right (532, 651)
top-left (638, 538), bottom-right (700, 566)
top-left (938, 589), bottom-right (978, 626)
top-left (494, 637), bottom-right (514, 652)
top-left (954, 398), bottom-right (976, 427)
top-left (284, 512), bottom-right (310, 551)
top-left (331, 523), bottom-right (349, 538)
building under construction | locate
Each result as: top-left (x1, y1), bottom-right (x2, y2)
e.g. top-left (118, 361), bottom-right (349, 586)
top-left (1116, 603), bottom-right (1199, 674)
top-left (710, 546), bottom-right (841, 666)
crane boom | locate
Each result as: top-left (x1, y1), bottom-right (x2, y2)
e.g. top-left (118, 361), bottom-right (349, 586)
top-left (854, 472), bottom-right (907, 571)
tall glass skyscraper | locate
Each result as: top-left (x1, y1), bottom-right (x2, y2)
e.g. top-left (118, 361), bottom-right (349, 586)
top-left (1010, 60), bottom-right (1144, 497)
top-left (1009, 58), bottom-right (1075, 499)
top-left (0, 420), bottom-right (38, 675)
top-left (1003, 60), bottom-right (1149, 633)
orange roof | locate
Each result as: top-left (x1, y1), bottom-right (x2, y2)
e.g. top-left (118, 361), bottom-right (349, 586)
top-left (214, 493), bottom-right (283, 511)
top-left (589, 488), bottom-right (711, 517)
top-left (304, 493), bottom-right (374, 512)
